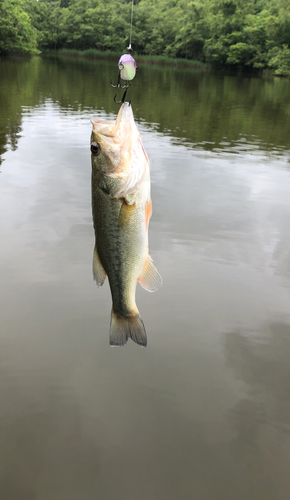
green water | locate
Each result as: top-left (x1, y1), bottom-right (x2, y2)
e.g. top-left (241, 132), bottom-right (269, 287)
top-left (0, 55), bottom-right (290, 500)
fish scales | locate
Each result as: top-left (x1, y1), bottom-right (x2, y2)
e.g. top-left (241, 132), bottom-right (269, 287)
top-left (92, 184), bottom-right (146, 315)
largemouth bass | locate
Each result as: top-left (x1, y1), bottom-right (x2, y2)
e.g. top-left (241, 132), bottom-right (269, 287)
top-left (91, 103), bottom-right (162, 347)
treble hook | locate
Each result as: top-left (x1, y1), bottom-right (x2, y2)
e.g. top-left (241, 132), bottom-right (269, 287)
top-left (112, 73), bottom-right (131, 103)
top-left (110, 70), bottom-right (129, 89)
top-left (113, 83), bottom-right (131, 104)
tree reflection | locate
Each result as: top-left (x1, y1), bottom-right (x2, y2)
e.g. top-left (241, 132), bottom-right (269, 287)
top-left (0, 57), bottom-right (42, 165)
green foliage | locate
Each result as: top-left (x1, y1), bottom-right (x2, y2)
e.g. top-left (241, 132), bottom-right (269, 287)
top-left (268, 44), bottom-right (290, 75)
top-left (1, 0), bottom-right (290, 74)
top-left (0, 0), bottom-right (38, 54)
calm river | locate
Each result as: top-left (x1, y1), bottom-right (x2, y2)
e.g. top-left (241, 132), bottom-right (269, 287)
top-left (1, 56), bottom-right (290, 500)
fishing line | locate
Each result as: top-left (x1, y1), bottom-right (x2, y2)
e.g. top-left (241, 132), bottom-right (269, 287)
top-left (128, 0), bottom-right (134, 50)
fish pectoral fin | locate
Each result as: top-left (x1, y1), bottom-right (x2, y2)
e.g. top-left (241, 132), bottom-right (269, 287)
top-left (145, 199), bottom-right (152, 230)
top-left (118, 199), bottom-right (136, 227)
top-left (138, 255), bottom-right (162, 292)
top-left (93, 245), bottom-right (107, 287)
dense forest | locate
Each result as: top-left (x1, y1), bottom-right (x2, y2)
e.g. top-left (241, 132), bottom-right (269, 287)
top-left (0, 0), bottom-right (290, 74)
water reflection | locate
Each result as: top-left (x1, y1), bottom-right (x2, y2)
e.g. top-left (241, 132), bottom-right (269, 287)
top-left (224, 323), bottom-right (290, 498)
top-left (1, 56), bottom-right (290, 167)
top-left (0, 367), bottom-right (101, 499)
top-left (1, 57), bottom-right (290, 499)
top-left (225, 323), bottom-right (290, 431)
top-left (91, 103), bottom-right (162, 346)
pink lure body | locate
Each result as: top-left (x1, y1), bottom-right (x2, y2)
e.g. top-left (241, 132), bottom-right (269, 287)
top-left (118, 54), bottom-right (137, 81)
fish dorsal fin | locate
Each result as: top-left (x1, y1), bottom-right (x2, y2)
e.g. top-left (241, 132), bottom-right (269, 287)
top-left (93, 245), bottom-right (107, 287)
top-left (138, 256), bottom-right (162, 292)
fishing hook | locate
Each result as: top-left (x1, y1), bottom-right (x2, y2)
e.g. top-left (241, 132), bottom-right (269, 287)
top-left (110, 69), bottom-right (130, 89)
top-left (113, 83), bottom-right (131, 105)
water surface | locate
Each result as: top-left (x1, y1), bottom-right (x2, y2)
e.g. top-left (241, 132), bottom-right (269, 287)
top-left (0, 56), bottom-right (290, 500)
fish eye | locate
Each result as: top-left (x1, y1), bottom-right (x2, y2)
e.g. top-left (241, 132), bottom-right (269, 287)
top-left (91, 142), bottom-right (100, 155)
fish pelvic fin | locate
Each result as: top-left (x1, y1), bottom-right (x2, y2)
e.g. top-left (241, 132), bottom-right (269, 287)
top-left (93, 245), bottom-right (107, 287)
top-left (110, 309), bottom-right (147, 347)
top-left (138, 255), bottom-right (162, 293)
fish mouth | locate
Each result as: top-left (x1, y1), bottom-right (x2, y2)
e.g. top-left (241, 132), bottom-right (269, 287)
top-left (114, 102), bottom-right (135, 133)
top-left (91, 103), bottom-right (136, 145)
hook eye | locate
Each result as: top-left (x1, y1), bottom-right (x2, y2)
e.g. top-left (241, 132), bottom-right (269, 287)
top-left (91, 142), bottom-right (100, 155)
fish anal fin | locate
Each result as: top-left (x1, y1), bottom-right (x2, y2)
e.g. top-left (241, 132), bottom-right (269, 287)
top-left (110, 310), bottom-right (147, 347)
top-left (145, 199), bottom-right (152, 230)
top-left (138, 255), bottom-right (162, 292)
top-left (93, 245), bottom-right (107, 287)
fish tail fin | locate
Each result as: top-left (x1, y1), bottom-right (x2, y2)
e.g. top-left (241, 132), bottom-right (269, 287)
top-left (110, 309), bottom-right (147, 347)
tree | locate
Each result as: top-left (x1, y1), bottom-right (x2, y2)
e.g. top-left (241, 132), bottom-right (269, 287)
top-left (0, 0), bottom-right (38, 54)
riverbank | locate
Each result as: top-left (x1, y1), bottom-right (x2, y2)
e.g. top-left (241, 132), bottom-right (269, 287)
top-left (40, 49), bottom-right (290, 78)
top-left (41, 49), bottom-right (210, 70)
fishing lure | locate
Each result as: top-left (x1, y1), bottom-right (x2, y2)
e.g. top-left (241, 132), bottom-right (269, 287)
top-left (111, 0), bottom-right (136, 104)
top-left (111, 53), bottom-right (137, 104)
